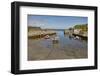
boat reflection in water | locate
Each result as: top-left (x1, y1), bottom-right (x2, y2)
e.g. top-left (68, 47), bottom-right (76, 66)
top-left (28, 30), bottom-right (88, 60)
top-left (64, 33), bottom-right (87, 41)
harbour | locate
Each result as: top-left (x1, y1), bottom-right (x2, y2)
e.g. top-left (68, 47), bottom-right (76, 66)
top-left (28, 30), bottom-right (87, 60)
top-left (28, 15), bottom-right (88, 61)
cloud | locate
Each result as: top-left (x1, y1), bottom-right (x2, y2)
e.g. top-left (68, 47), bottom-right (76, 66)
top-left (28, 19), bottom-right (48, 27)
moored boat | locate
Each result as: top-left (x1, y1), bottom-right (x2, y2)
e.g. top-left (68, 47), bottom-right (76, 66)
top-left (44, 35), bottom-right (50, 39)
top-left (52, 36), bottom-right (59, 43)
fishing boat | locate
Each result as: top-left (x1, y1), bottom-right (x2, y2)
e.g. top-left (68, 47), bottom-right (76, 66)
top-left (52, 36), bottom-right (59, 43)
top-left (74, 36), bottom-right (80, 40)
top-left (44, 35), bottom-right (50, 39)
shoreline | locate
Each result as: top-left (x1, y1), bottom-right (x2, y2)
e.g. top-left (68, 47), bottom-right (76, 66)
top-left (28, 30), bottom-right (56, 39)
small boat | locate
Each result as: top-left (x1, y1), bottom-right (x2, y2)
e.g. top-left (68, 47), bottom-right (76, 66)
top-left (74, 36), bottom-right (80, 40)
top-left (44, 35), bottom-right (50, 39)
top-left (52, 36), bottom-right (59, 43)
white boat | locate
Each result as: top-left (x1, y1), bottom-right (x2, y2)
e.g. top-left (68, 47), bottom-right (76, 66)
top-left (52, 36), bottom-right (59, 43)
top-left (74, 36), bottom-right (80, 40)
top-left (44, 35), bottom-right (50, 39)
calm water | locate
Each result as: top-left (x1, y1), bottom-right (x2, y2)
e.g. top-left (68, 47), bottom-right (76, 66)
top-left (28, 31), bottom-right (88, 60)
top-left (41, 31), bottom-right (87, 50)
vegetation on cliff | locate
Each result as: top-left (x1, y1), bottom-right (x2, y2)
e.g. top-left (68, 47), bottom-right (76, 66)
top-left (74, 24), bottom-right (88, 32)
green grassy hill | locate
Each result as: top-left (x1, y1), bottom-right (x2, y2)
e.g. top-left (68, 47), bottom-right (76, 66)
top-left (74, 24), bottom-right (88, 32)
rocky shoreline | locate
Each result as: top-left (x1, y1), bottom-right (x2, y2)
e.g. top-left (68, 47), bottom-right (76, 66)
top-left (28, 30), bottom-right (56, 39)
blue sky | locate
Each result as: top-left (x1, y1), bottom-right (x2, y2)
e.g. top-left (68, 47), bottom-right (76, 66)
top-left (28, 15), bottom-right (88, 29)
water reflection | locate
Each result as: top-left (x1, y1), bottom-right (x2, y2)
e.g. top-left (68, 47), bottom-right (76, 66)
top-left (41, 30), bottom-right (87, 50)
top-left (28, 30), bottom-right (88, 60)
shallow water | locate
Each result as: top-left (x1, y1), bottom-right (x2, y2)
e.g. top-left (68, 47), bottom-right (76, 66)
top-left (41, 31), bottom-right (87, 50)
top-left (28, 31), bottom-right (88, 60)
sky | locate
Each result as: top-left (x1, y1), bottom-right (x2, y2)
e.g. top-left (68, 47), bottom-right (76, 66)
top-left (28, 15), bottom-right (88, 29)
